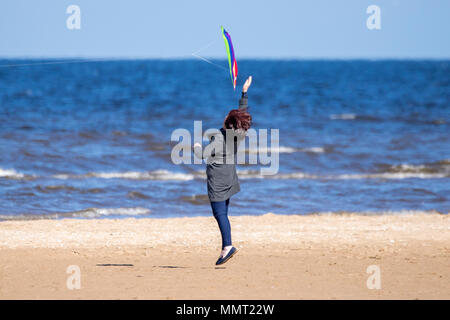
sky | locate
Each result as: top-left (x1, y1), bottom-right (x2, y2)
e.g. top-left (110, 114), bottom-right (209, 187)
top-left (0, 0), bottom-right (449, 59)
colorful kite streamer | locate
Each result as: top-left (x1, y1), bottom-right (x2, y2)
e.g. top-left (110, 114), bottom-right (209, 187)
top-left (221, 26), bottom-right (238, 89)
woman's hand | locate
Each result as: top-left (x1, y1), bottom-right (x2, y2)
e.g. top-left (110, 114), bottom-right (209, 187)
top-left (242, 76), bottom-right (252, 93)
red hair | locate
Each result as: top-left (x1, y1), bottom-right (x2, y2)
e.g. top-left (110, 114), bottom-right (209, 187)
top-left (223, 109), bottom-right (252, 131)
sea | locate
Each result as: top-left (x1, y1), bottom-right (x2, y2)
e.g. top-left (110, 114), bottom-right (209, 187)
top-left (0, 59), bottom-right (448, 219)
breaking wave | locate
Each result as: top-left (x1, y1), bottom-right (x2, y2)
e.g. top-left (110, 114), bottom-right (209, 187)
top-left (329, 113), bottom-right (379, 121)
top-left (0, 207), bottom-right (151, 221)
top-left (1, 208), bottom-right (445, 221)
top-left (0, 168), bottom-right (31, 179)
top-left (2, 160), bottom-right (449, 184)
top-left (380, 160), bottom-right (450, 175)
top-left (330, 113), bottom-right (357, 120)
top-left (246, 146), bottom-right (326, 154)
top-left (53, 169), bottom-right (196, 181)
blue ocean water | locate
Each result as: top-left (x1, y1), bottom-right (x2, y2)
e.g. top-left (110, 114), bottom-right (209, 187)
top-left (0, 59), bottom-right (449, 219)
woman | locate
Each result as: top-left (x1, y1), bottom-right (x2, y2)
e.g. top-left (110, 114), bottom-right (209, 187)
top-left (194, 76), bottom-right (253, 265)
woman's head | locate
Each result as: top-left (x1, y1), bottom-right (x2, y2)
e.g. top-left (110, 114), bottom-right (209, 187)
top-left (223, 109), bottom-right (252, 131)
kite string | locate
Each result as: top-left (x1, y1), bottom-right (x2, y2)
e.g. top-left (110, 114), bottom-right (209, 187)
top-left (0, 39), bottom-right (228, 70)
top-left (0, 39), bottom-right (236, 77)
top-left (191, 38), bottom-right (229, 72)
top-left (191, 39), bottom-right (217, 56)
top-left (191, 53), bottom-right (228, 71)
top-left (0, 58), bottom-right (116, 68)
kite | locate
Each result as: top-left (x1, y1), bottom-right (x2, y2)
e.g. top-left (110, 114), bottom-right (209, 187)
top-left (221, 26), bottom-right (238, 89)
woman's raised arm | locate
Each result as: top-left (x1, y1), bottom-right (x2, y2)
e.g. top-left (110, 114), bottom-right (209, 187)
top-left (239, 76), bottom-right (252, 111)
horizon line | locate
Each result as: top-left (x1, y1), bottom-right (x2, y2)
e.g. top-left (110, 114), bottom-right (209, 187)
top-left (0, 55), bottom-right (449, 61)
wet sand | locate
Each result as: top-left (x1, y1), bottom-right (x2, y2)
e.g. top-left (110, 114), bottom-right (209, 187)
top-left (0, 213), bottom-right (449, 299)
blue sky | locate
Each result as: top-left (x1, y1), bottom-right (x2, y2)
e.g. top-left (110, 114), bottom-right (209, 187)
top-left (1, 0), bottom-right (449, 59)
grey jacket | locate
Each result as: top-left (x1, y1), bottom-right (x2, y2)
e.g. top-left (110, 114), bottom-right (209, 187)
top-left (194, 92), bottom-right (249, 202)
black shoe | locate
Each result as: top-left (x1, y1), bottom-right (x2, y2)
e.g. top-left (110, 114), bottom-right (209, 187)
top-left (215, 247), bottom-right (237, 265)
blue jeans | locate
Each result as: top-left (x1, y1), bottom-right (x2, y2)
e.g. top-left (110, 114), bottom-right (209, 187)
top-left (210, 199), bottom-right (231, 249)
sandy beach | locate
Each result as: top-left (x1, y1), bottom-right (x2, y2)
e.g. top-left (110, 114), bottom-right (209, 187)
top-left (0, 213), bottom-right (449, 300)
